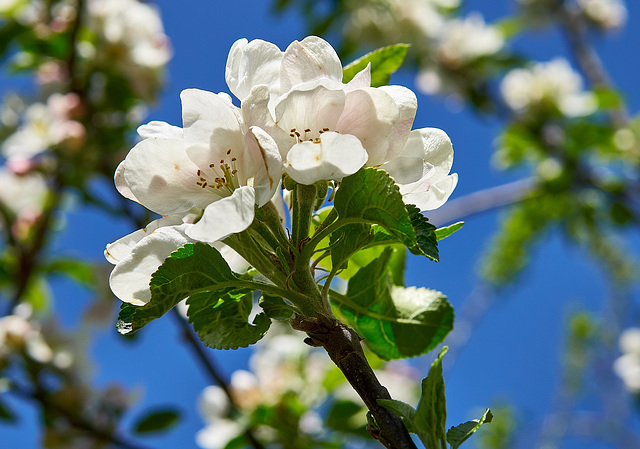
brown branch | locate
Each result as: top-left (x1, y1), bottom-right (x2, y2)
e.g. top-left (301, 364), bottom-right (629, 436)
top-left (558, 3), bottom-right (628, 127)
top-left (9, 383), bottom-right (150, 449)
top-left (169, 309), bottom-right (266, 449)
top-left (292, 315), bottom-right (418, 449)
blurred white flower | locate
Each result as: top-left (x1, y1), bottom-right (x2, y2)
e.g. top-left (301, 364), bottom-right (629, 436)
top-left (500, 58), bottom-right (597, 117)
top-left (86, 0), bottom-right (171, 98)
top-left (614, 328), bottom-right (640, 393)
top-left (578, 0), bottom-right (626, 30)
top-left (1, 93), bottom-right (85, 160)
top-left (196, 418), bottom-right (244, 449)
top-left (88, 0), bottom-right (171, 68)
top-left (435, 14), bottom-right (504, 68)
top-left (0, 314), bottom-right (53, 363)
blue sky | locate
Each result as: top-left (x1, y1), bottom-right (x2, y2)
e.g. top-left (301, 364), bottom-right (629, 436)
top-left (2, 0), bottom-right (640, 448)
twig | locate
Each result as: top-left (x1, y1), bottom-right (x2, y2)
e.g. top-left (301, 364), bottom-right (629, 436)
top-left (427, 178), bottom-right (536, 227)
top-left (558, 3), bottom-right (628, 127)
top-left (9, 382), bottom-right (150, 449)
top-left (169, 309), bottom-right (266, 449)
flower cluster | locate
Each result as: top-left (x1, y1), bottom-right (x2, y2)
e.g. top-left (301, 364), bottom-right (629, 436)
top-left (343, 0), bottom-right (504, 97)
top-left (196, 329), bottom-right (328, 449)
top-left (577, 0), bottom-right (627, 30)
top-left (106, 36), bottom-right (457, 305)
top-left (195, 325), bottom-right (419, 449)
top-left (500, 58), bottom-right (596, 118)
top-left (1, 92), bottom-right (85, 162)
top-left (85, 0), bottom-right (171, 98)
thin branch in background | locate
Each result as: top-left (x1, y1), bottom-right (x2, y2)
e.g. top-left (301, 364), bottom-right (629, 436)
top-left (428, 177), bottom-right (536, 227)
top-left (559, 3), bottom-right (628, 127)
top-left (9, 382), bottom-right (150, 449)
top-left (169, 309), bottom-right (266, 449)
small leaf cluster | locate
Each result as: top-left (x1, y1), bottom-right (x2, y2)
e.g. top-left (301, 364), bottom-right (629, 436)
top-left (379, 348), bottom-right (492, 449)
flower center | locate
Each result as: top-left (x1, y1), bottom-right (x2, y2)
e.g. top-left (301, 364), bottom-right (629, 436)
top-left (289, 127), bottom-right (334, 144)
top-left (195, 148), bottom-right (240, 194)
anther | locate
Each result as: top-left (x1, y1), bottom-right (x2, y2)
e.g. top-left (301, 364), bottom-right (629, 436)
top-left (226, 149), bottom-right (231, 155)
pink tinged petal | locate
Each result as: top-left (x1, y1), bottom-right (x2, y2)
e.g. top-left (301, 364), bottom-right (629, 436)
top-left (381, 129), bottom-right (435, 186)
top-left (104, 216), bottom-right (184, 264)
top-left (274, 83), bottom-right (345, 146)
top-left (248, 126), bottom-right (283, 207)
top-left (123, 135), bottom-right (216, 216)
top-left (109, 224), bottom-right (192, 306)
top-left (380, 85), bottom-right (417, 158)
top-left (417, 127), bottom-right (454, 177)
top-left (226, 38), bottom-right (283, 101)
top-left (185, 186), bottom-right (256, 243)
top-left (403, 173), bottom-right (458, 211)
top-left (344, 64), bottom-right (371, 92)
top-left (335, 87), bottom-right (400, 166)
top-left (242, 86), bottom-right (291, 157)
top-left (285, 132), bottom-right (368, 184)
top-left (114, 161), bottom-right (139, 204)
top-left (280, 36), bottom-right (343, 93)
top-left (137, 121), bottom-right (183, 139)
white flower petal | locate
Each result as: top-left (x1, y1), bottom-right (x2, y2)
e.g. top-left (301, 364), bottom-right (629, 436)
top-left (336, 87), bottom-right (401, 166)
top-left (280, 36), bottom-right (343, 93)
top-left (122, 132), bottom-right (213, 216)
top-left (242, 85), bottom-right (292, 155)
top-left (105, 216), bottom-right (183, 264)
top-left (226, 38), bottom-right (283, 101)
top-left (181, 88), bottom-right (245, 157)
top-left (114, 161), bottom-right (139, 204)
top-left (274, 83), bottom-right (345, 151)
top-left (285, 132), bottom-right (368, 184)
top-left (248, 126), bottom-right (283, 206)
top-left (137, 121), bottom-right (182, 139)
top-left (109, 224), bottom-right (192, 306)
top-left (344, 64), bottom-right (371, 92)
top-left (186, 186), bottom-right (256, 243)
top-left (403, 173), bottom-right (458, 211)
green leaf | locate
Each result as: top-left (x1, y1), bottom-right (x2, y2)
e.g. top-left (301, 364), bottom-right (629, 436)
top-left (133, 408), bottom-right (181, 435)
top-left (377, 399), bottom-right (417, 433)
top-left (335, 168), bottom-right (437, 260)
top-left (435, 222), bottom-right (464, 241)
top-left (45, 258), bottom-right (95, 287)
top-left (593, 86), bottom-right (622, 110)
top-left (259, 293), bottom-right (295, 321)
top-left (0, 399), bottom-right (17, 422)
top-left (116, 243), bottom-right (247, 335)
top-left (187, 290), bottom-right (271, 350)
top-left (447, 409), bottom-right (493, 449)
top-left (331, 249), bottom-right (453, 359)
top-left (329, 223), bottom-right (373, 271)
top-left (414, 347), bottom-right (448, 449)
top-left (343, 44), bottom-right (409, 87)
top-left (326, 400), bottom-right (370, 438)
top-left (407, 204), bottom-right (438, 261)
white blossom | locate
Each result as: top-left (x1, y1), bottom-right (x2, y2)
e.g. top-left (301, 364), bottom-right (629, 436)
top-left (227, 36), bottom-right (418, 184)
top-left (500, 58), bottom-right (597, 117)
top-left (578, 0), bottom-right (627, 30)
top-left (1, 93), bottom-right (85, 160)
top-left (435, 14), bottom-right (504, 69)
top-left (614, 328), bottom-right (640, 393)
top-left (106, 89), bottom-right (280, 306)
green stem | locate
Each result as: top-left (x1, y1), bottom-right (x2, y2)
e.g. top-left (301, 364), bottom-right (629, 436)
top-left (291, 183), bottom-right (317, 249)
